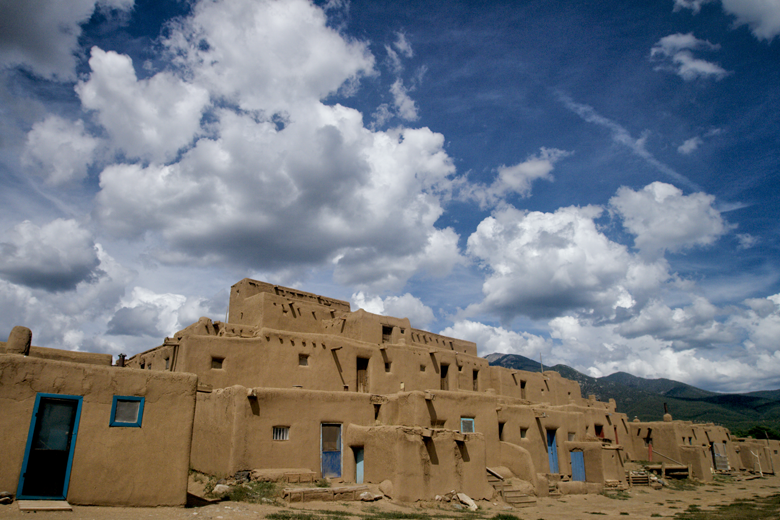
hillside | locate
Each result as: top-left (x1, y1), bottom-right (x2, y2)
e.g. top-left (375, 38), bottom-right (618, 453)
top-left (486, 353), bottom-right (780, 432)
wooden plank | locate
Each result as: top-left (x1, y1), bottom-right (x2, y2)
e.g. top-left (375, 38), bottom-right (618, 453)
top-left (17, 500), bottom-right (72, 511)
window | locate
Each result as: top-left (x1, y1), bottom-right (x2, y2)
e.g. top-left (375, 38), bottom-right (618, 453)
top-left (110, 396), bottom-right (144, 427)
top-left (382, 326), bottom-right (392, 343)
top-left (273, 426), bottom-right (290, 440)
top-left (420, 364), bottom-right (426, 372)
top-left (461, 417), bottom-right (475, 433)
top-left (595, 424), bottom-right (604, 438)
top-left (165, 358), bottom-right (170, 370)
top-left (498, 421), bottom-right (506, 440)
top-left (568, 432), bottom-right (575, 441)
top-left (211, 357), bottom-right (224, 369)
top-left (520, 380), bottom-right (527, 400)
top-left (299, 354), bottom-right (309, 366)
top-left (520, 428), bottom-right (528, 439)
top-left (472, 370), bottom-right (479, 391)
top-left (384, 362), bottom-right (391, 373)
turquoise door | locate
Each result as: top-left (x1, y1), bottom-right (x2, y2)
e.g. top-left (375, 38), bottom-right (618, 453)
top-left (321, 424), bottom-right (342, 478)
top-left (18, 394), bottom-right (82, 500)
top-left (547, 429), bottom-right (559, 473)
top-left (571, 450), bottom-right (586, 481)
top-left (355, 447), bottom-right (364, 484)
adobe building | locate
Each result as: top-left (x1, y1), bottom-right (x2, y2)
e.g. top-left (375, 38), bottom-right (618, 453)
top-left (1, 278), bottom-right (776, 507)
top-left (127, 279), bottom-right (631, 500)
top-left (0, 327), bottom-right (197, 506)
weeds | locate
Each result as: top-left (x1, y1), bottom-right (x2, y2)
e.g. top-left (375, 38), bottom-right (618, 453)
top-left (672, 493), bottom-right (780, 519)
top-left (225, 480), bottom-right (278, 503)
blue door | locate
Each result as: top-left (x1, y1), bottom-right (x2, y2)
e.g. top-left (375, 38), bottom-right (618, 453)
top-left (571, 450), bottom-right (586, 481)
top-left (321, 424), bottom-right (342, 478)
top-left (18, 394), bottom-right (82, 500)
top-left (354, 447), bottom-right (364, 484)
top-left (547, 429), bottom-right (559, 473)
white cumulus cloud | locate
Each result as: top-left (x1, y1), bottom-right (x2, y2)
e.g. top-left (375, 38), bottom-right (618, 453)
top-left (610, 182), bottom-right (731, 258)
top-left (22, 116), bottom-right (100, 185)
top-left (352, 292), bottom-right (435, 329)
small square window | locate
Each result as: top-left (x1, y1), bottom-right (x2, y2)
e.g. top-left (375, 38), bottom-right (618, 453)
top-left (568, 432), bottom-right (575, 441)
top-left (273, 426), bottom-right (290, 440)
top-left (299, 354), bottom-right (309, 366)
top-left (520, 428), bottom-right (528, 439)
top-left (110, 396), bottom-right (144, 427)
top-left (420, 364), bottom-right (426, 372)
top-left (211, 357), bottom-right (224, 369)
top-left (384, 362), bottom-right (391, 372)
top-left (461, 417), bottom-right (475, 433)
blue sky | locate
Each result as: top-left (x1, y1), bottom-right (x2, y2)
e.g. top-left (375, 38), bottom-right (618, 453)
top-left (1, 0), bottom-right (779, 392)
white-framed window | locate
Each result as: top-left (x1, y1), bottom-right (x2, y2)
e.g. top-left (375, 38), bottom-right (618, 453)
top-left (273, 426), bottom-right (290, 440)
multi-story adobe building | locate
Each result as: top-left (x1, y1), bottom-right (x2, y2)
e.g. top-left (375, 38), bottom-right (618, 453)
top-left (1, 278), bottom-right (778, 506)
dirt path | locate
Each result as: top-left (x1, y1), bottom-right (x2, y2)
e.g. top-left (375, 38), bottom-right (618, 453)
top-left (1, 474), bottom-right (779, 520)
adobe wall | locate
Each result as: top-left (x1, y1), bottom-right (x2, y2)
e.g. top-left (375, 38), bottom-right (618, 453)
top-left (0, 343), bottom-right (112, 366)
top-left (0, 354), bottom-right (197, 506)
top-left (347, 425), bottom-right (494, 502)
top-left (735, 438), bottom-right (778, 474)
top-left (190, 386), bottom-right (493, 501)
top-left (164, 332), bottom-right (492, 396)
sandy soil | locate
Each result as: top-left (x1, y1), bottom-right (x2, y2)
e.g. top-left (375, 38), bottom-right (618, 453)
top-left (1, 474), bottom-right (779, 519)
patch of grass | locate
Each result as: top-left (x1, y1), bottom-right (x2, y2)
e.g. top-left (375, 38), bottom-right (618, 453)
top-left (586, 513), bottom-right (606, 516)
top-left (665, 478), bottom-right (701, 492)
top-left (490, 514), bottom-right (521, 520)
top-left (315, 479), bottom-right (331, 488)
top-left (672, 493), bottom-right (780, 520)
top-left (369, 512), bottom-right (435, 519)
top-left (601, 490), bottom-right (630, 500)
top-left (619, 513), bottom-right (629, 516)
top-left (225, 481), bottom-right (278, 503)
top-left (650, 515), bottom-right (662, 518)
top-left (266, 512), bottom-right (318, 520)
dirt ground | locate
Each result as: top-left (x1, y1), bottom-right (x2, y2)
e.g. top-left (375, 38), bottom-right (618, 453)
top-left (1, 474), bottom-right (779, 520)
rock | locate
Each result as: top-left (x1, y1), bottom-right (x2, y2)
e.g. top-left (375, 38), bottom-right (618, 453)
top-left (212, 484), bottom-right (231, 495)
top-left (453, 503), bottom-right (463, 510)
top-left (456, 492), bottom-right (478, 511)
top-left (6, 326), bottom-right (31, 355)
top-left (379, 479), bottom-right (393, 498)
top-left (0, 497), bottom-right (12, 505)
top-left (0, 492), bottom-right (13, 499)
top-left (359, 491), bottom-right (381, 502)
top-left (434, 495), bottom-right (442, 501)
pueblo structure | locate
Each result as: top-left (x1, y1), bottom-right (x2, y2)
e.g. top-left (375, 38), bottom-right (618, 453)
top-left (1, 278), bottom-right (779, 506)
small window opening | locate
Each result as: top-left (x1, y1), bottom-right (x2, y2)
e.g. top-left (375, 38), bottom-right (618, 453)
top-left (498, 421), bottom-right (506, 441)
top-left (472, 370), bottom-right (479, 391)
top-left (299, 354), bottom-right (309, 366)
top-left (273, 426), bottom-right (290, 440)
top-left (595, 425), bottom-right (604, 438)
top-left (460, 417), bottom-right (475, 433)
top-left (458, 364), bottom-right (463, 372)
top-left (110, 396), bottom-right (144, 427)
top-left (568, 432), bottom-right (575, 441)
top-left (374, 404), bottom-right (381, 420)
top-left (420, 364), bottom-right (426, 372)
top-left (140, 362), bottom-right (145, 369)
top-left (211, 357), bottom-right (224, 369)
top-left (520, 427), bottom-right (528, 439)
top-left (520, 380), bottom-right (527, 400)
top-left (440, 364), bottom-right (449, 391)
top-left (382, 326), bottom-right (392, 343)
top-left (147, 363), bottom-right (152, 370)
top-left (165, 357), bottom-right (170, 370)
top-left (384, 362), bottom-right (391, 372)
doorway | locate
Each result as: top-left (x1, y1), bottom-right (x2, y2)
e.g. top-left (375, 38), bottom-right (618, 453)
top-left (353, 447), bottom-right (364, 484)
top-left (547, 429), bottom-right (559, 473)
top-left (18, 394), bottom-right (82, 500)
top-left (321, 424), bottom-right (342, 478)
top-left (356, 358), bottom-right (369, 393)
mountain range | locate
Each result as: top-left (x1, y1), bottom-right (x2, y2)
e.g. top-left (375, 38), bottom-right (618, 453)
top-left (486, 353), bottom-right (780, 435)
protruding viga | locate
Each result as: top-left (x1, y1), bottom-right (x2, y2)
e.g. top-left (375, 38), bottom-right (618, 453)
top-left (6, 326), bottom-right (31, 355)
